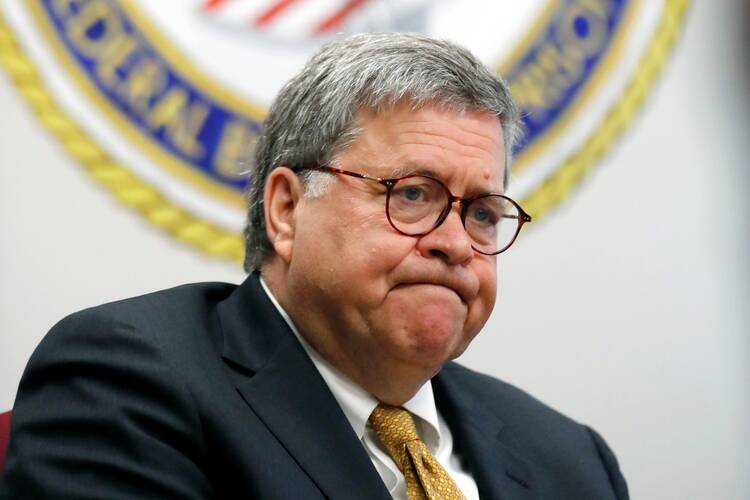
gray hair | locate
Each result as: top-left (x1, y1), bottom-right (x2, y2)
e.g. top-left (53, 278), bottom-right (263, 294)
top-left (244, 32), bottom-right (521, 272)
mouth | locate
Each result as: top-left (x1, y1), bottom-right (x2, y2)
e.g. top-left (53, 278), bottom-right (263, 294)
top-left (391, 268), bottom-right (480, 306)
top-left (393, 281), bottom-right (470, 305)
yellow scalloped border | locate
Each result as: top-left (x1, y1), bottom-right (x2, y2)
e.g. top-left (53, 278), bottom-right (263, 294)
top-left (523, 0), bottom-right (690, 219)
top-left (0, 1), bottom-right (689, 264)
top-left (0, 11), bottom-right (245, 263)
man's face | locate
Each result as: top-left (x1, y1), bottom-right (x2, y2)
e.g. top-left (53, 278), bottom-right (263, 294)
top-left (285, 101), bottom-right (505, 382)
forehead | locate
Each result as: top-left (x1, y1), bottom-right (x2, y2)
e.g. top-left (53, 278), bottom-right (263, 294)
top-left (347, 101), bottom-right (506, 191)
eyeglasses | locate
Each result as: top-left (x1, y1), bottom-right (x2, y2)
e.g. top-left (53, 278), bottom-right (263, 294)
top-left (294, 166), bottom-right (532, 255)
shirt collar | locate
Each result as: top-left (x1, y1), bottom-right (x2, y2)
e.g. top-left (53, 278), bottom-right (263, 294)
top-left (259, 276), bottom-right (442, 447)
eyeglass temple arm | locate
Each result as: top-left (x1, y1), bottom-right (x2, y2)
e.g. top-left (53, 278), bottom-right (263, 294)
top-left (296, 165), bottom-right (387, 183)
top-left (504, 213), bottom-right (532, 222)
top-left (500, 211), bottom-right (532, 222)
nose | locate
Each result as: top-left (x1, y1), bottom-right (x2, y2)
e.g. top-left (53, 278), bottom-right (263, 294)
top-left (415, 206), bottom-right (474, 265)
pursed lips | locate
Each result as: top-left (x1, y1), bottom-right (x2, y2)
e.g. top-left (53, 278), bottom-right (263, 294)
top-left (393, 276), bottom-right (478, 305)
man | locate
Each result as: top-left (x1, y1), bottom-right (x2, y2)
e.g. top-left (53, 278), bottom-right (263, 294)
top-left (1, 33), bottom-right (628, 499)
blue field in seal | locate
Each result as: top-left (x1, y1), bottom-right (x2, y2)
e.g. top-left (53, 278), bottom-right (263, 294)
top-left (506, 0), bottom-right (628, 154)
top-left (38, 0), bottom-right (628, 193)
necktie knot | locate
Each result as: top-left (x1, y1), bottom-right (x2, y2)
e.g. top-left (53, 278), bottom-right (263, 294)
top-left (368, 404), bottom-right (466, 500)
top-left (369, 404), bottom-right (420, 447)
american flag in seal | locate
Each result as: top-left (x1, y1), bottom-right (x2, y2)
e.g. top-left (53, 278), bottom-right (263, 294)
top-left (201, 0), bottom-right (433, 38)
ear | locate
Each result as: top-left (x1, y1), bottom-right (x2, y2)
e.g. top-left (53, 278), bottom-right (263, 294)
top-left (264, 167), bottom-right (305, 265)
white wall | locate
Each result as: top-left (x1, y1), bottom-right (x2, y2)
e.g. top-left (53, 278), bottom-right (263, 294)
top-left (1, 1), bottom-right (748, 499)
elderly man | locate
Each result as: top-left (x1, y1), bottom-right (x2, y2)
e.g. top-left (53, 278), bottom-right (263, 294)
top-left (1, 33), bottom-right (628, 499)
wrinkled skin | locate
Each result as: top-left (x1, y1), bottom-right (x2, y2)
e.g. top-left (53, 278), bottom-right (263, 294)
top-left (263, 101), bottom-right (505, 404)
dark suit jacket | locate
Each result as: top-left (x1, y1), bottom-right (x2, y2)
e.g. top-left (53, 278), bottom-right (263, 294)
top-left (1, 274), bottom-right (628, 499)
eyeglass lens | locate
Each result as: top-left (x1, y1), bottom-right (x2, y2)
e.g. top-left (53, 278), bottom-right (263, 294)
top-left (387, 176), bottom-right (521, 254)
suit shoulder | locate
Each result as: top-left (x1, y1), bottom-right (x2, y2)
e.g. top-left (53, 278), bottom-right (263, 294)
top-left (6, 285), bottom-right (223, 498)
top-left (438, 362), bottom-right (628, 498)
top-left (32, 282), bottom-right (238, 366)
top-left (81, 281), bottom-right (236, 322)
top-left (439, 361), bottom-right (581, 430)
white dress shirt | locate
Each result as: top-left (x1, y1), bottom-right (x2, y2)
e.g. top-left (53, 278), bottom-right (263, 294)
top-left (260, 278), bottom-right (479, 500)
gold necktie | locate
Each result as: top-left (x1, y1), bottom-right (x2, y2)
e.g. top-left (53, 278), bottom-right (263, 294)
top-left (369, 404), bottom-right (466, 500)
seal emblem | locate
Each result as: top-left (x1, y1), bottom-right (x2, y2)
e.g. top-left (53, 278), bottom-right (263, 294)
top-left (0, 0), bottom-right (689, 262)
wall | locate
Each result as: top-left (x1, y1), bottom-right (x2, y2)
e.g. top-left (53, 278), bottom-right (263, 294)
top-left (1, 1), bottom-right (748, 498)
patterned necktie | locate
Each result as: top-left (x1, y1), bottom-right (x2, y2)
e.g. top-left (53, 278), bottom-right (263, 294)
top-left (368, 404), bottom-right (466, 500)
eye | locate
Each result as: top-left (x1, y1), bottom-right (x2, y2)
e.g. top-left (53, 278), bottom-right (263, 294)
top-left (403, 186), bottom-right (423, 201)
top-left (393, 181), bottom-right (433, 204)
top-left (468, 201), bottom-right (500, 226)
top-left (473, 207), bottom-right (490, 222)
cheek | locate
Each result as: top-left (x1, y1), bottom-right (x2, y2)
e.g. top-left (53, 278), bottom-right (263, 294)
top-left (304, 205), bottom-right (414, 300)
top-left (467, 260), bottom-right (498, 332)
top-left (339, 206), bottom-right (413, 272)
top-left (329, 196), bottom-right (390, 246)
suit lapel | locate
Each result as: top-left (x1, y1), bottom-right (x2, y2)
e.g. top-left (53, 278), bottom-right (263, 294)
top-left (434, 364), bottom-right (538, 500)
top-left (217, 274), bottom-right (391, 500)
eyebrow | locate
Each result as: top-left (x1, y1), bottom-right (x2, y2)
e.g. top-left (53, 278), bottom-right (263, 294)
top-left (386, 164), bottom-right (440, 179)
top-left (385, 164), bottom-right (504, 196)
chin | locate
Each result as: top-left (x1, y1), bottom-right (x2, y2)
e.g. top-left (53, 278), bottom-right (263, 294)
top-left (378, 290), bottom-right (472, 365)
top-left (392, 320), bottom-right (468, 369)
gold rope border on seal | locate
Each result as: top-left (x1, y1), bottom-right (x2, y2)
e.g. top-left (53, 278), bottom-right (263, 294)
top-left (0, 11), bottom-right (245, 263)
top-left (0, 1), bottom-right (689, 264)
top-left (523, 0), bottom-right (690, 219)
